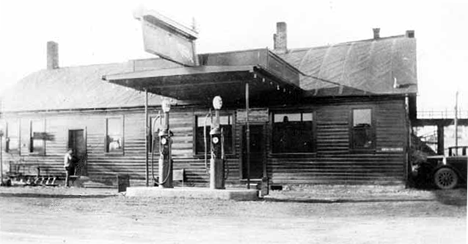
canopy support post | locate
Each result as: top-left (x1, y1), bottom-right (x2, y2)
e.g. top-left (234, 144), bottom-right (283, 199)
top-left (145, 89), bottom-right (149, 187)
top-left (246, 82), bottom-right (250, 189)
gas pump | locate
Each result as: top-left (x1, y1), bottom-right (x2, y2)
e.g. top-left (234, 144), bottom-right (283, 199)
top-left (210, 96), bottom-right (225, 189)
top-left (158, 99), bottom-right (173, 188)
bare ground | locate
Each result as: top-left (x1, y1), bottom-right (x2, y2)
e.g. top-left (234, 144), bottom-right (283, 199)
top-left (0, 185), bottom-right (466, 244)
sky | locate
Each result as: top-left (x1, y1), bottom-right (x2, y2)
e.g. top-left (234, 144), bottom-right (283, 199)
top-left (0, 0), bottom-right (467, 112)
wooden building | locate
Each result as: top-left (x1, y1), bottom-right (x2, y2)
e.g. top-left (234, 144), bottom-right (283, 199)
top-left (0, 24), bottom-right (417, 187)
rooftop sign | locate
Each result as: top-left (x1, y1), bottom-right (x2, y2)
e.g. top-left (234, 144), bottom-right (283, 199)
top-left (134, 8), bottom-right (199, 66)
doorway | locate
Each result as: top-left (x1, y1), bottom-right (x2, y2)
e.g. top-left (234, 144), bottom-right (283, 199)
top-left (242, 124), bottom-right (265, 179)
top-left (68, 129), bottom-right (87, 176)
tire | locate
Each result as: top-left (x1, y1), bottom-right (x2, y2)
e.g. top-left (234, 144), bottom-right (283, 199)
top-left (434, 167), bottom-right (458, 190)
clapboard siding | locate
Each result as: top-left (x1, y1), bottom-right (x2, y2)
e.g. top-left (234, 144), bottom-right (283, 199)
top-left (267, 98), bottom-right (408, 185)
top-left (1, 109), bottom-right (239, 186)
top-left (2, 96), bottom-right (409, 186)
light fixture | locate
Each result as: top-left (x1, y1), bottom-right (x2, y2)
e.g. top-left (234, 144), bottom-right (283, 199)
top-left (161, 99), bottom-right (171, 112)
top-left (212, 96), bottom-right (223, 110)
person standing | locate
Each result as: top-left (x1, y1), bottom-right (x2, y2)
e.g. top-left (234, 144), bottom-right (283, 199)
top-left (64, 149), bottom-right (75, 187)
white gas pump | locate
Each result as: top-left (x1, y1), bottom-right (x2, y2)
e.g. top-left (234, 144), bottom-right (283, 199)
top-left (158, 99), bottom-right (173, 188)
top-left (210, 96), bottom-right (225, 189)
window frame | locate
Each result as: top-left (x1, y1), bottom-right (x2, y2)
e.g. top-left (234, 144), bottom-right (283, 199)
top-left (271, 110), bottom-right (316, 155)
top-left (349, 107), bottom-right (376, 152)
top-left (5, 120), bottom-right (20, 154)
top-left (193, 112), bottom-right (235, 156)
top-left (29, 119), bottom-right (46, 156)
top-left (105, 116), bottom-right (125, 155)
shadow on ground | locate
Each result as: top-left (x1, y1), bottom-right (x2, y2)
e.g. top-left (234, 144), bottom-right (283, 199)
top-left (0, 193), bottom-right (115, 199)
top-left (432, 188), bottom-right (467, 206)
top-left (411, 182), bottom-right (467, 206)
top-left (264, 197), bottom-right (435, 204)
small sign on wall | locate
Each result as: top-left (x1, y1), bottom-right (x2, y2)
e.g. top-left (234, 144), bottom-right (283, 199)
top-left (380, 147), bottom-right (404, 152)
top-left (236, 108), bottom-right (269, 123)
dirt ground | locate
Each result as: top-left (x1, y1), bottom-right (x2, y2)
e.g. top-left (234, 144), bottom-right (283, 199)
top-left (0, 185), bottom-right (466, 244)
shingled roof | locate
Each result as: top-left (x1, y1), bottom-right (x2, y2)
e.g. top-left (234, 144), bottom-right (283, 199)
top-left (1, 59), bottom-right (180, 112)
top-left (1, 33), bottom-right (417, 112)
top-left (279, 34), bottom-right (417, 96)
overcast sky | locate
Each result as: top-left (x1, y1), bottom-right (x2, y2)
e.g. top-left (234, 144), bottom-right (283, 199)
top-left (0, 0), bottom-right (466, 112)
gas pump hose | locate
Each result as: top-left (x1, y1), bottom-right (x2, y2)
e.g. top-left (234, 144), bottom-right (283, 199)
top-left (151, 136), bottom-right (158, 184)
top-left (151, 116), bottom-right (161, 184)
top-left (203, 111), bottom-right (212, 174)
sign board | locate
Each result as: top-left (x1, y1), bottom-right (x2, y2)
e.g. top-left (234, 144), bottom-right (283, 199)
top-left (380, 147), bottom-right (404, 152)
top-left (134, 8), bottom-right (198, 66)
top-left (236, 108), bottom-right (269, 123)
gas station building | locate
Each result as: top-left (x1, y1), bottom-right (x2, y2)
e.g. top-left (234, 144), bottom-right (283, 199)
top-left (0, 16), bottom-right (417, 190)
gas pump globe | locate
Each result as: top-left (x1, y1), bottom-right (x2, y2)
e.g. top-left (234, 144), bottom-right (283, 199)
top-left (158, 99), bottom-right (173, 188)
top-left (210, 96), bottom-right (225, 189)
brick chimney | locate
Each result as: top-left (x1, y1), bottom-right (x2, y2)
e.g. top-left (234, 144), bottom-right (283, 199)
top-left (405, 30), bottom-right (415, 38)
top-left (373, 28), bottom-right (380, 39)
top-left (47, 41), bottom-right (59, 70)
top-left (273, 22), bottom-right (287, 53)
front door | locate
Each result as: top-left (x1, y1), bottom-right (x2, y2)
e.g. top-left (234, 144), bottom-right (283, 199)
top-left (242, 125), bottom-right (265, 179)
top-left (68, 129), bottom-right (87, 176)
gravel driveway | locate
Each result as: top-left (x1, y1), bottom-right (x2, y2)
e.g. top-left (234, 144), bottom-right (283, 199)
top-left (0, 185), bottom-right (465, 244)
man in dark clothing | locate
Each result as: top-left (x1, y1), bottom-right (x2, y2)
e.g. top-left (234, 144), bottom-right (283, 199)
top-left (64, 149), bottom-right (76, 187)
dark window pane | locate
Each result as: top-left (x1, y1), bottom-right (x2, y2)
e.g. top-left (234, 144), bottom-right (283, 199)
top-left (352, 124), bottom-right (373, 148)
top-left (273, 113), bottom-right (313, 153)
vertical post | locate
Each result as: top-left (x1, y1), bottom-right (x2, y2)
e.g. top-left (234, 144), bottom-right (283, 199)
top-left (145, 89), bottom-right (149, 187)
top-left (437, 124), bottom-right (444, 155)
top-left (405, 95), bottom-right (411, 188)
top-left (0, 136), bottom-right (2, 185)
top-left (0, 112), bottom-right (3, 185)
top-left (454, 91), bottom-right (459, 148)
top-left (245, 82), bottom-right (250, 189)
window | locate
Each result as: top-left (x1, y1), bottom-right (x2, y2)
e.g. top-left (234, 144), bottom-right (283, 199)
top-left (351, 108), bottom-right (374, 150)
top-left (6, 121), bottom-right (20, 153)
top-left (106, 118), bottom-right (123, 153)
top-left (272, 112), bottom-right (314, 153)
top-left (30, 120), bottom-right (45, 154)
top-left (195, 115), bottom-right (233, 154)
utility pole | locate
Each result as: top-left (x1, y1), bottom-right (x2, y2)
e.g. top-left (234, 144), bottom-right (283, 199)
top-left (454, 90), bottom-right (459, 148)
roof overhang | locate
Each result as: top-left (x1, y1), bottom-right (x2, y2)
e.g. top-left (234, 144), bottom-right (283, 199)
top-left (103, 65), bottom-right (303, 105)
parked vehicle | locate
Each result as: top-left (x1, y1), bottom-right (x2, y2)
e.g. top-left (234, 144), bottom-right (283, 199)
top-left (412, 146), bottom-right (467, 189)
